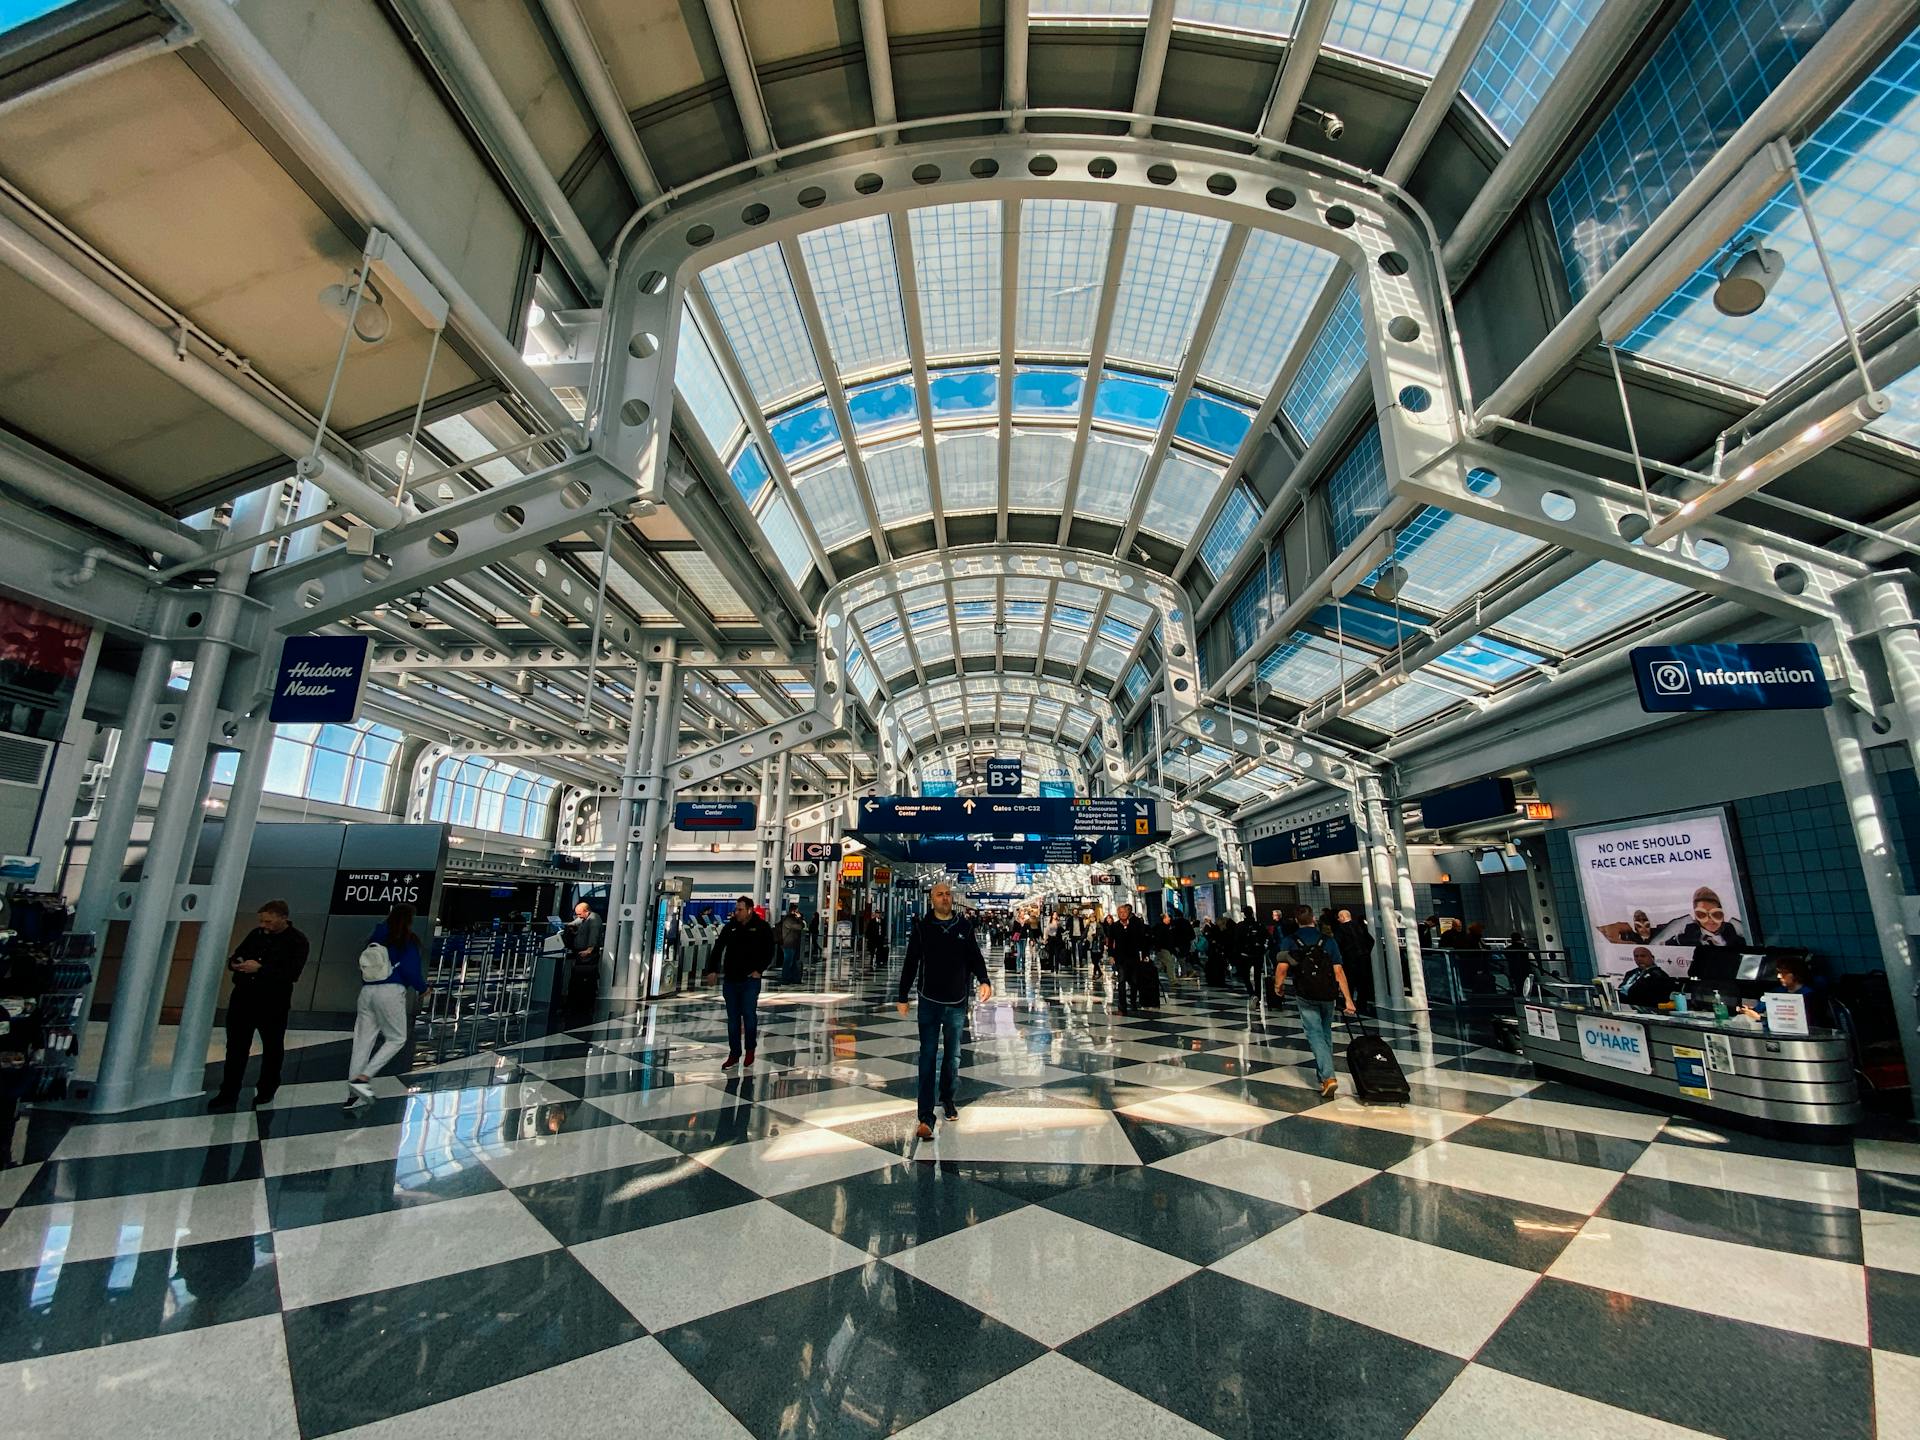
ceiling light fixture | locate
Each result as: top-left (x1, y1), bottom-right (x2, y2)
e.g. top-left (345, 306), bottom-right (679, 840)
top-left (318, 277), bottom-right (391, 344)
top-left (1712, 237), bottom-right (1785, 317)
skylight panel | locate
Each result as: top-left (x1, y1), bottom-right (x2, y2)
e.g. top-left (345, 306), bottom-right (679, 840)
top-left (1108, 208), bottom-right (1232, 370)
top-left (756, 493), bottom-right (814, 587)
top-left (1198, 482), bottom-right (1261, 578)
top-left (1283, 279), bottom-right (1367, 443)
top-left (909, 203), bottom-right (1002, 360)
top-left (1174, 2), bottom-right (1297, 37)
top-left (864, 440), bottom-right (933, 527)
top-left (1108, 595), bottom-right (1153, 629)
top-left (1257, 630), bottom-right (1374, 701)
top-left (1077, 434), bottom-right (1150, 523)
top-left (1203, 231), bottom-right (1337, 397)
top-left (1010, 430), bottom-right (1073, 510)
top-left (1347, 676), bottom-right (1467, 731)
top-left (1325, 0), bottom-right (1477, 77)
top-left (664, 553), bottom-right (754, 621)
top-left (1462, 0), bottom-right (1607, 141)
top-left (699, 245), bottom-right (821, 407)
top-left (1493, 561), bottom-right (1695, 653)
top-left (1018, 200), bottom-right (1117, 353)
top-left (935, 431), bottom-right (998, 512)
top-left (1032, 0), bottom-right (1152, 17)
top-left (729, 443), bottom-right (771, 506)
top-left (797, 215), bottom-right (910, 379)
top-left (1087, 641), bottom-right (1130, 680)
top-left (1388, 505), bottom-right (1548, 613)
top-left (794, 461), bottom-right (867, 549)
top-left (673, 304), bottom-right (747, 457)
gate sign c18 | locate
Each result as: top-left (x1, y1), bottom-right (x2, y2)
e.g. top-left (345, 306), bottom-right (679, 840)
top-left (331, 869), bottom-right (433, 915)
top-left (1630, 642), bottom-right (1830, 713)
top-left (986, 758), bottom-right (1022, 794)
top-left (270, 635), bottom-right (370, 724)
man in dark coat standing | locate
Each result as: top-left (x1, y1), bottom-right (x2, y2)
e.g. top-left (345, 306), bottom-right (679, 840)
top-left (208, 899), bottom-right (310, 1111)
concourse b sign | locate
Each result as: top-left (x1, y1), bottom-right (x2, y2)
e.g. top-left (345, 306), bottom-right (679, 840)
top-left (1630, 642), bottom-right (1830, 713)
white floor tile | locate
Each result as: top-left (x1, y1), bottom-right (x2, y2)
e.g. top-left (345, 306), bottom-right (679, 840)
top-left (0, 1179), bottom-right (269, 1269)
top-left (1548, 1216), bottom-right (1868, 1345)
top-left (252, 1076), bottom-right (410, 1110)
top-left (1403, 1066), bottom-right (1542, 1099)
top-left (697, 1126), bottom-right (900, 1197)
top-left (797, 1055), bottom-right (920, 1085)
top-left (583, 1083), bottom-right (731, 1124)
top-left (1876, 1349), bottom-right (1920, 1440)
top-left (957, 1060), bottom-right (1081, 1088)
top-left (1486, 1097), bottom-right (1667, 1143)
top-left (51, 1112), bottom-right (256, 1161)
top-left (1214, 1213), bottom-right (1536, 1359)
top-left (1862, 1210), bottom-right (1920, 1276)
top-left (1102, 1062), bottom-right (1231, 1092)
top-left (760, 1085), bottom-right (917, 1128)
top-left (1859, 1138), bottom-right (1920, 1178)
top-left (1391, 1141), bottom-right (1623, 1214)
top-left (573, 1198), bottom-right (869, 1330)
top-left (1409, 1364), bottom-right (1718, 1439)
top-left (1302, 1096), bottom-right (1480, 1140)
top-left (912, 1105), bottom-right (1141, 1166)
top-left (887, 1207), bottom-right (1195, 1345)
top-left (260, 1122), bottom-right (471, 1179)
top-left (1153, 1136), bottom-right (1375, 1210)
top-left (274, 1189), bottom-right (557, 1310)
top-left (895, 1353), bottom-right (1216, 1439)
top-left (1116, 1091), bottom-right (1285, 1136)
top-left (1628, 1142), bottom-right (1859, 1209)
top-left (328, 1337), bottom-right (751, 1439)
top-left (0, 1314), bottom-right (299, 1439)
top-left (475, 1124), bottom-right (681, 1189)
top-left (0, 1161), bottom-right (41, 1209)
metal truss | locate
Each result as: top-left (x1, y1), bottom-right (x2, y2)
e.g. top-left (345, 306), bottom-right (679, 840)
top-left (369, 639), bottom-right (809, 673)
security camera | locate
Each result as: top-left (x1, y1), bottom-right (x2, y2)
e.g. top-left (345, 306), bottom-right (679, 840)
top-left (573, 721), bottom-right (595, 738)
top-left (1297, 103), bottom-right (1344, 142)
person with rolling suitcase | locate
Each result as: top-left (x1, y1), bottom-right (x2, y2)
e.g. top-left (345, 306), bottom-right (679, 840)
top-left (1272, 912), bottom-right (1357, 1100)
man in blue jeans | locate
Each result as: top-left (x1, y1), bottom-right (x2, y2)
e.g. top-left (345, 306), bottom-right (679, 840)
top-left (709, 895), bottom-right (774, 1069)
top-left (897, 880), bottom-right (991, 1140)
top-left (1273, 908), bottom-right (1357, 1099)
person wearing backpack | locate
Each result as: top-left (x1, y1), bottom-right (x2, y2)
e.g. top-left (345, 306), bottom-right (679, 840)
top-left (777, 904), bottom-right (807, 984)
top-left (344, 904), bottom-right (427, 1108)
top-left (1273, 908), bottom-right (1356, 1099)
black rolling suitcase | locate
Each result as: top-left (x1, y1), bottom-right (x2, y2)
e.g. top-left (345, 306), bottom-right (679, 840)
top-left (1344, 1016), bottom-right (1410, 1105)
top-left (1134, 959), bottom-right (1161, 1009)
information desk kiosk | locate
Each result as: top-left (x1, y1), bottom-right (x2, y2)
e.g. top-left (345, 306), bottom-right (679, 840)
top-left (1512, 996), bottom-right (1860, 1131)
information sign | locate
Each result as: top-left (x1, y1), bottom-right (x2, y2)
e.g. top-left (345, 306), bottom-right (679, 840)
top-left (986, 759), bottom-right (1022, 794)
top-left (270, 635), bottom-right (370, 723)
top-left (674, 801), bottom-right (756, 830)
top-left (1631, 642), bottom-right (1830, 712)
top-left (1249, 813), bottom-right (1358, 866)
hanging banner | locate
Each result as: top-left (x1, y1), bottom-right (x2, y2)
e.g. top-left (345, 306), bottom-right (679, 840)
top-left (1630, 642), bottom-right (1829, 712)
top-left (270, 635), bottom-right (370, 723)
top-left (1038, 765), bottom-right (1075, 798)
top-left (1572, 807), bottom-right (1750, 978)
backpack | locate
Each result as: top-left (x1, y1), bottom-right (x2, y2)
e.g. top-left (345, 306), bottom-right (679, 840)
top-left (1287, 939), bottom-right (1339, 1002)
top-left (358, 942), bottom-right (394, 983)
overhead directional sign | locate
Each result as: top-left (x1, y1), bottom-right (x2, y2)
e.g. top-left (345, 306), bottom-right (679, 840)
top-left (1631, 642), bottom-right (1830, 712)
top-left (986, 758), bottom-right (1022, 794)
top-left (1249, 813), bottom-right (1358, 866)
top-left (674, 801), bottom-right (756, 830)
top-left (852, 796), bottom-right (1165, 837)
top-left (870, 835), bottom-right (1107, 865)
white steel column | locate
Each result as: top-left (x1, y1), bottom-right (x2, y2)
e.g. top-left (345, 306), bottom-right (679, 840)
top-left (624, 648), bottom-right (681, 991)
top-left (28, 627), bottom-right (103, 884)
top-left (768, 750), bottom-right (793, 912)
top-left (603, 664), bottom-right (655, 991)
top-left (1389, 793), bottom-right (1430, 1016)
top-left (1360, 773), bottom-right (1413, 1019)
top-left (755, 756), bottom-right (777, 907)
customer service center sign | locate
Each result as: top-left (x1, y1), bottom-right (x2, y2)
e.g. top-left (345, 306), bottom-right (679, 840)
top-left (1572, 808), bottom-right (1749, 978)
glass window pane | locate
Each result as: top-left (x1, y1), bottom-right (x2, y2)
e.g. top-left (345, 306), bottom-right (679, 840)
top-left (1325, 0), bottom-right (1477, 77)
top-left (1283, 279), bottom-right (1367, 443)
top-left (1092, 371), bottom-right (1171, 430)
top-left (675, 304), bottom-right (746, 455)
top-left (910, 202), bottom-right (1002, 359)
top-left (1076, 434), bottom-right (1150, 523)
top-left (795, 461), bottom-right (868, 549)
top-left (1174, 2), bottom-right (1297, 37)
top-left (1463, 0), bottom-right (1608, 140)
top-left (1018, 200), bottom-right (1117, 352)
top-left (1324, 423), bottom-right (1391, 555)
top-left (1108, 208), bottom-right (1231, 369)
top-left (1010, 430), bottom-right (1074, 510)
top-left (1174, 392), bottom-right (1254, 454)
top-left (264, 736), bottom-right (308, 796)
top-left (767, 398), bottom-right (841, 465)
top-left (1139, 454), bottom-right (1223, 545)
top-left (307, 747), bottom-right (349, 804)
top-left (1203, 231), bottom-right (1337, 397)
top-left (865, 440), bottom-right (933, 526)
top-left (797, 215), bottom-right (910, 377)
top-left (1199, 482), bottom-right (1261, 577)
top-left (928, 366), bottom-right (997, 418)
top-left (936, 431), bottom-right (999, 512)
top-left (757, 493), bottom-right (816, 585)
top-left (700, 245), bottom-right (822, 406)
top-left (845, 377), bottom-right (920, 437)
top-left (730, 442), bottom-right (772, 506)
top-left (1012, 365), bottom-right (1084, 415)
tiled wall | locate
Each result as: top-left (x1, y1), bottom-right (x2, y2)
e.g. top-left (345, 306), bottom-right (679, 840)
top-left (1545, 750), bottom-right (1917, 979)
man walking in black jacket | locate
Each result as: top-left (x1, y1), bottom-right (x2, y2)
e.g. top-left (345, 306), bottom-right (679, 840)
top-left (710, 895), bottom-right (775, 1069)
top-left (208, 899), bottom-right (310, 1111)
top-left (897, 880), bottom-right (991, 1139)
top-left (1109, 903), bottom-right (1151, 1014)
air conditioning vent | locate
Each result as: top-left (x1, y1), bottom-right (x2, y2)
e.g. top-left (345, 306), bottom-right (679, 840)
top-left (0, 734), bottom-right (52, 787)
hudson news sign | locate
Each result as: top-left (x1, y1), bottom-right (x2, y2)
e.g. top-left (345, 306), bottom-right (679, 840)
top-left (1630, 642), bottom-right (1830, 714)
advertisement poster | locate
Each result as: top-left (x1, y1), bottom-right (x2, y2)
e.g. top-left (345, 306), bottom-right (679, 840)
top-left (1673, 1045), bottom-right (1712, 1100)
top-left (1571, 808), bottom-right (1749, 978)
top-left (1576, 1015), bottom-right (1652, 1074)
top-left (1705, 1033), bottom-right (1736, 1074)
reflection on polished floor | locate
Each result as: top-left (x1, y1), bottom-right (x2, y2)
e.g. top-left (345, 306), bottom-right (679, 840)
top-left (2, 948), bottom-right (1916, 1438)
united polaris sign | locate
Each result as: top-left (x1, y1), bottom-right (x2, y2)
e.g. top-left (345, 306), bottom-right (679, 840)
top-left (1631, 642), bottom-right (1830, 713)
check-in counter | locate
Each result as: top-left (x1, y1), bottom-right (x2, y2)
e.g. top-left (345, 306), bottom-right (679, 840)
top-left (1513, 997), bottom-right (1861, 1130)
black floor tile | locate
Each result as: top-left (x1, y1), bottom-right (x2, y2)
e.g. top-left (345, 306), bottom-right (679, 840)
top-left (511, 1155), bottom-right (760, 1245)
top-left (1870, 1266), bottom-right (1920, 1357)
top-left (264, 1150), bottom-right (501, 1230)
top-left (1318, 1172), bottom-right (1585, 1271)
top-left (930, 1159), bottom-right (1120, 1204)
top-left (772, 1163), bottom-right (1026, 1257)
top-left (1189, 1077), bottom-right (1327, 1116)
top-left (659, 1262), bottom-right (1045, 1439)
top-left (0, 1233), bottom-right (280, 1363)
top-left (1402, 1084), bottom-right (1511, 1116)
top-left (1044, 1165), bottom-right (1302, 1266)
top-left (1598, 1172), bottom-right (1863, 1263)
top-left (1861, 1169), bottom-right (1920, 1216)
top-left (1449, 1115), bottom-right (1651, 1171)
top-left (1247, 1115), bottom-right (1428, 1170)
top-left (283, 1249), bottom-right (645, 1437)
top-left (19, 1141), bottom-right (262, 1205)
top-left (1063, 1269), bottom-right (1461, 1439)
top-left (1478, 1277), bottom-right (1873, 1440)
top-left (1112, 1113), bottom-right (1231, 1165)
top-left (1656, 1121), bottom-right (1857, 1168)
top-left (634, 1101), bottom-right (805, 1154)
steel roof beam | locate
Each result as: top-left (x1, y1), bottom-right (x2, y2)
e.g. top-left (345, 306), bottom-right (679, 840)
top-left (535, 0), bottom-right (663, 204)
top-left (996, 197), bottom-right (1021, 543)
top-left (888, 204), bottom-right (950, 552)
top-left (857, 0), bottom-right (896, 142)
top-left (1128, 0), bottom-right (1176, 140)
top-left (1004, 2), bottom-right (1029, 131)
top-left (701, 0), bottom-right (776, 162)
top-left (1056, 205), bottom-right (1134, 545)
top-left (1382, 0), bottom-right (1505, 187)
top-left (1258, 0), bottom-right (1335, 152)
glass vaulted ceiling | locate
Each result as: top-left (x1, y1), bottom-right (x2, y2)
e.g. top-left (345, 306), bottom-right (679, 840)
top-left (678, 202), bottom-right (1337, 583)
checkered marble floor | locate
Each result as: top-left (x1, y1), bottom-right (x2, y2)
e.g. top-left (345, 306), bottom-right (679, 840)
top-left (3, 951), bottom-right (1917, 1438)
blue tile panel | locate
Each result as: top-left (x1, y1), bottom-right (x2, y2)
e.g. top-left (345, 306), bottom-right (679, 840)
top-left (1281, 280), bottom-right (1366, 443)
top-left (1463, 0), bottom-right (1609, 140)
top-left (1547, 0), bottom-right (1855, 304)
